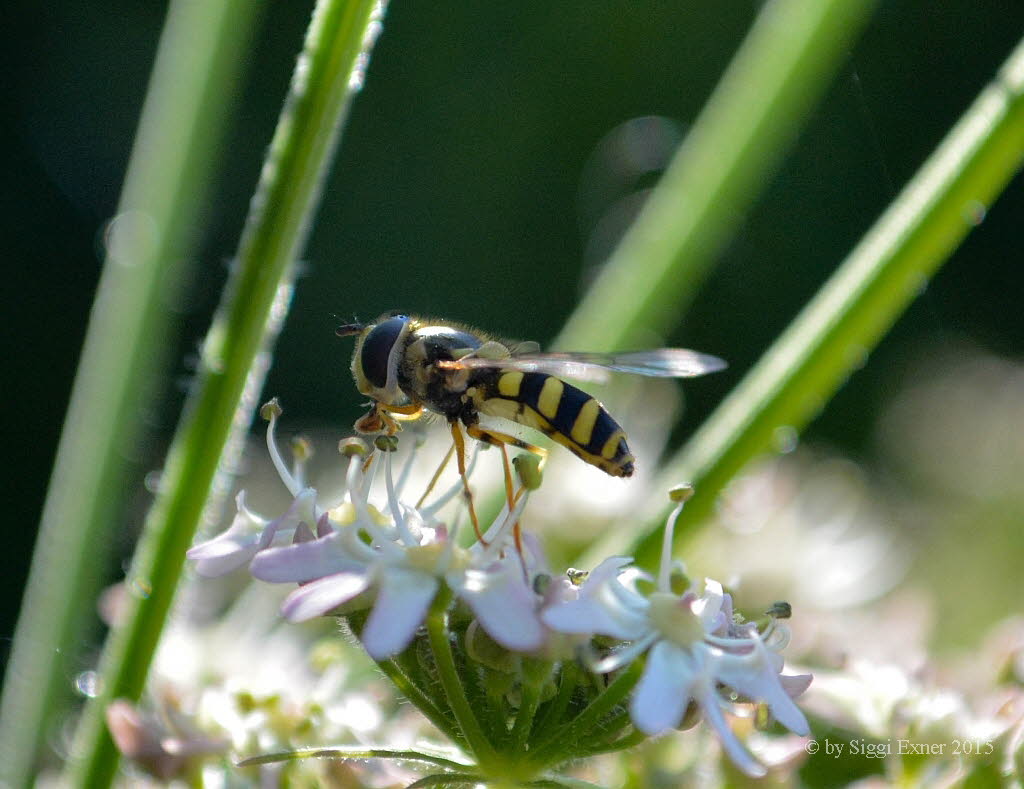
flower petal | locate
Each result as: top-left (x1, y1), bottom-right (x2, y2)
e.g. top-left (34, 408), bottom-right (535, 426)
top-left (362, 568), bottom-right (438, 659)
top-left (187, 492), bottom-right (267, 576)
top-left (692, 578), bottom-right (726, 632)
top-left (780, 672), bottom-right (813, 699)
top-left (258, 488), bottom-right (319, 549)
top-left (696, 679), bottom-right (766, 778)
top-left (630, 641), bottom-right (697, 735)
top-left (590, 631), bottom-right (658, 674)
top-left (542, 595), bottom-right (646, 640)
top-left (586, 556), bottom-right (636, 587)
top-left (453, 560), bottom-right (544, 652)
top-left (250, 531), bottom-right (362, 583)
top-left (713, 639), bottom-right (810, 736)
top-left (186, 530), bottom-right (260, 577)
top-left (280, 570), bottom-right (373, 622)
top-left (543, 556), bottom-right (649, 640)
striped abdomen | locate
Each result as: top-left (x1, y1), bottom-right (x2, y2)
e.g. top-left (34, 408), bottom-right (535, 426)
top-left (476, 371), bottom-right (635, 477)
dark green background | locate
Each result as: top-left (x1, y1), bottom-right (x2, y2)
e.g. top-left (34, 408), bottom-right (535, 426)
top-left (5, 0), bottom-right (1023, 675)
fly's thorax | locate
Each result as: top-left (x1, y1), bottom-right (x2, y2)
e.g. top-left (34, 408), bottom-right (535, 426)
top-left (398, 325), bottom-right (491, 416)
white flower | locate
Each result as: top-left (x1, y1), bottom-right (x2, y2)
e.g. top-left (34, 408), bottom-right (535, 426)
top-left (105, 698), bottom-right (228, 781)
top-left (252, 447), bottom-right (545, 659)
top-left (130, 577), bottom-right (432, 787)
top-left (542, 494), bottom-right (812, 777)
top-left (186, 488), bottom-right (311, 576)
top-left (192, 403), bottom-right (546, 660)
top-left (187, 403), bottom-right (322, 576)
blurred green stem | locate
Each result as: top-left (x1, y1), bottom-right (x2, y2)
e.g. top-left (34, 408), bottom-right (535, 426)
top-left (0, 0), bottom-right (263, 784)
top-left (66, 0), bottom-right (386, 785)
top-left (614, 35), bottom-right (1024, 568)
top-left (556, 0), bottom-right (876, 350)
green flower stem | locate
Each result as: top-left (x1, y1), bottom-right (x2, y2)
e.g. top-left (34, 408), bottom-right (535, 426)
top-left (66, 0), bottom-right (386, 785)
top-left (527, 661), bottom-right (643, 768)
top-left (426, 590), bottom-right (501, 772)
top-left (509, 659), bottom-right (551, 752)
top-left (531, 661), bottom-right (578, 739)
top-left (0, 1), bottom-right (263, 783)
top-left (376, 656), bottom-right (466, 748)
top-left (556, 0), bottom-right (876, 351)
top-left (616, 35), bottom-right (1024, 568)
top-left (452, 636), bottom-right (507, 744)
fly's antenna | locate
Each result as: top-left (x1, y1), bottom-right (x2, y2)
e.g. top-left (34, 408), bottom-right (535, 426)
top-left (336, 322), bottom-right (366, 337)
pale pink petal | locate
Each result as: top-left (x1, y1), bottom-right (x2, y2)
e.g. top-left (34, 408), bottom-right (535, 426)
top-left (630, 641), bottom-right (696, 735)
top-left (362, 568), bottom-right (438, 659)
top-left (187, 493), bottom-right (266, 576)
top-left (455, 561), bottom-right (544, 652)
top-left (280, 570), bottom-right (372, 622)
top-left (187, 530), bottom-right (260, 577)
top-left (250, 531), bottom-right (361, 583)
top-left (257, 488), bottom-right (319, 549)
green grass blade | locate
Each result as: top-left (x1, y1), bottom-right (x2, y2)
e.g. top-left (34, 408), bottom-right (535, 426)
top-left (65, 0), bottom-right (386, 785)
top-left (0, 0), bottom-right (263, 783)
top-left (556, 0), bottom-right (877, 351)
top-left (601, 36), bottom-right (1024, 570)
top-left (237, 745), bottom-right (473, 771)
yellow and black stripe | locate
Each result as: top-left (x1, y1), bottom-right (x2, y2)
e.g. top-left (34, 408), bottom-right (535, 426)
top-left (478, 371), bottom-right (636, 477)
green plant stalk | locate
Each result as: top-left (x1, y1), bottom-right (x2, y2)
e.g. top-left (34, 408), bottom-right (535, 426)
top-left (527, 661), bottom-right (643, 768)
top-left (238, 746), bottom-right (472, 772)
top-left (426, 591), bottom-right (501, 772)
top-left (376, 656), bottom-right (466, 747)
top-left (531, 661), bottom-right (577, 738)
top-left (613, 35), bottom-right (1024, 569)
top-left (408, 774), bottom-right (488, 789)
top-left (452, 633), bottom-right (507, 744)
top-left (0, 0), bottom-right (262, 784)
top-left (509, 659), bottom-right (549, 752)
top-left (556, 0), bottom-right (876, 351)
top-left (66, 0), bottom-right (386, 784)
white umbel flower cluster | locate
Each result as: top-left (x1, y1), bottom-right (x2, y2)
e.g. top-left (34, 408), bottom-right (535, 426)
top-left (187, 404), bottom-right (812, 777)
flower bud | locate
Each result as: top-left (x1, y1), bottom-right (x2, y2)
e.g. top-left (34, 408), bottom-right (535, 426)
top-left (513, 454), bottom-right (544, 490)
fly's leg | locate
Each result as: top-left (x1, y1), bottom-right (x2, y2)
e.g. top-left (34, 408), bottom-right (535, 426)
top-left (378, 402), bottom-right (424, 434)
top-left (354, 402), bottom-right (423, 437)
top-left (450, 421), bottom-right (486, 545)
top-left (378, 402), bottom-right (424, 418)
top-left (465, 424), bottom-right (547, 563)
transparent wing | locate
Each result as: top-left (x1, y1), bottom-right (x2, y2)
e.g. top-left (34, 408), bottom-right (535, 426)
top-left (438, 348), bottom-right (727, 384)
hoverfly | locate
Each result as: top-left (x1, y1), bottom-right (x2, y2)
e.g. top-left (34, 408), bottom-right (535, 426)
top-left (336, 312), bottom-right (725, 540)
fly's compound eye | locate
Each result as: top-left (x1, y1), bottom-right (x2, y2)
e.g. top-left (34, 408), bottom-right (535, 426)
top-left (360, 315), bottom-right (409, 389)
